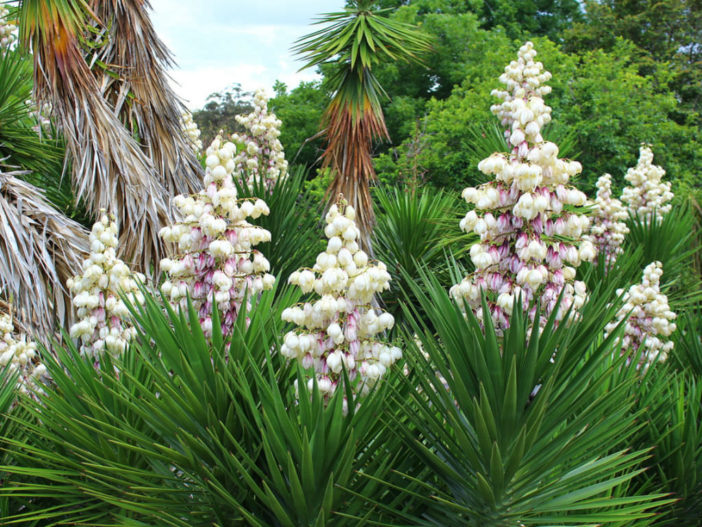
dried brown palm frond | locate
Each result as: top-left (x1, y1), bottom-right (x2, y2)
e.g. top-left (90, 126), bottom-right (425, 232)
top-left (88, 0), bottom-right (202, 196)
top-left (19, 0), bottom-right (171, 273)
top-left (0, 169), bottom-right (89, 340)
top-left (321, 87), bottom-right (389, 253)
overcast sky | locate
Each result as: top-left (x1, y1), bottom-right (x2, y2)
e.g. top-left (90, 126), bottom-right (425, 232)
top-left (149, 0), bottom-right (346, 110)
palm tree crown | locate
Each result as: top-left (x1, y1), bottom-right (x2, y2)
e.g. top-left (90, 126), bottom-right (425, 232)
top-left (293, 0), bottom-right (430, 251)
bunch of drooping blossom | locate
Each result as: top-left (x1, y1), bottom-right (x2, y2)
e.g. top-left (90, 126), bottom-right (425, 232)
top-left (450, 42), bottom-right (594, 332)
top-left (0, 4), bottom-right (16, 50)
top-left (68, 214), bottom-right (145, 359)
top-left (25, 99), bottom-right (53, 134)
top-left (181, 110), bottom-right (203, 154)
top-left (585, 174), bottom-right (629, 267)
top-left (281, 202), bottom-right (401, 404)
top-left (160, 135), bottom-right (275, 337)
top-left (604, 261), bottom-right (676, 368)
top-left (621, 146), bottom-right (673, 221)
top-left (0, 310), bottom-right (48, 394)
top-left (231, 89), bottom-right (288, 190)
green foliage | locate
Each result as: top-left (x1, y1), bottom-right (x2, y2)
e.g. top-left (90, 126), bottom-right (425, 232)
top-left (269, 81), bottom-right (328, 170)
top-left (565, 0), bottom-right (702, 125)
top-left (234, 167), bottom-right (325, 285)
top-left (378, 37), bottom-right (700, 193)
top-left (621, 205), bottom-right (702, 310)
top-left (302, 167), bottom-right (333, 203)
top-left (478, 0), bottom-right (584, 42)
top-left (0, 287), bottom-right (420, 525)
top-left (629, 367), bottom-right (702, 525)
top-left (392, 268), bottom-right (670, 525)
top-left (373, 185), bottom-right (465, 327)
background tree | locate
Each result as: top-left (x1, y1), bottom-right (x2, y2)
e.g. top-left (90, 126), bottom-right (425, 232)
top-left (192, 84), bottom-right (253, 147)
top-left (565, 0), bottom-right (702, 125)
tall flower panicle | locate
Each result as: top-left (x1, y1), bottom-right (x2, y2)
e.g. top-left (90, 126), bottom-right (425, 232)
top-left (451, 42), bottom-right (594, 331)
top-left (231, 89), bottom-right (288, 190)
top-left (0, 5), bottom-right (17, 50)
top-left (0, 310), bottom-right (48, 394)
top-left (181, 111), bottom-right (203, 154)
top-left (281, 202), bottom-right (401, 405)
top-left (160, 135), bottom-right (275, 337)
top-left (585, 174), bottom-right (629, 267)
top-left (621, 145), bottom-right (673, 221)
top-left (68, 214), bottom-right (145, 359)
top-left (605, 261), bottom-right (676, 368)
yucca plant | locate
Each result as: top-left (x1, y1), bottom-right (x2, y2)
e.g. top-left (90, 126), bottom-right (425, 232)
top-left (670, 307), bottom-right (702, 375)
top-left (0, 284), bottom-right (422, 525)
top-left (622, 204), bottom-right (702, 309)
top-left (0, 45), bottom-right (61, 179)
top-left (628, 366), bottom-right (702, 525)
top-left (373, 185), bottom-right (466, 328)
top-left (384, 268), bottom-right (670, 525)
top-left (88, 0), bottom-right (202, 197)
top-left (293, 0), bottom-right (431, 252)
top-left (580, 201), bottom-right (702, 316)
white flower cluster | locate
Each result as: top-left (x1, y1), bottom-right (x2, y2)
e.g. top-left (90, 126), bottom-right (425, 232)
top-left (0, 5), bottom-right (17, 50)
top-left (68, 214), bottom-right (145, 358)
top-left (585, 174), bottom-right (629, 267)
top-left (26, 99), bottom-right (52, 134)
top-left (0, 312), bottom-right (48, 394)
top-left (605, 261), bottom-right (676, 367)
top-left (181, 111), bottom-right (203, 154)
top-left (281, 203), bottom-right (401, 402)
top-left (451, 42), bottom-right (594, 331)
top-left (160, 135), bottom-right (275, 337)
top-left (621, 146), bottom-right (673, 221)
top-left (231, 89), bottom-right (288, 190)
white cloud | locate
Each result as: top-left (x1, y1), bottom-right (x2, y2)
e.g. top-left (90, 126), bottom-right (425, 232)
top-left (149, 0), bottom-right (344, 109)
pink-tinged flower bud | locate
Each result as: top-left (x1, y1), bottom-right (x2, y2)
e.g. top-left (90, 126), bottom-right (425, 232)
top-left (349, 339), bottom-right (360, 358)
top-left (302, 353), bottom-right (314, 369)
top-left (546, 246), bottom-right (562, 268)
top-left (518, 141), bottom-right (529, 158)
top-left (498, 188), bottom-right (510, 207)
top-left (193, 281), bottom-right (206, 298)
top-left (510, 255), bottom-right (524, 274)
top-left (489, 273), bottom-right (504, 291)
top-left (532, 215), bottom-right (543, 234)
top-left (497, 213), bottom-right (511, 232)
top-left (226, 229), bottom-right (238, 244)
top-left (516, 233), bottom-right (529, 249)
